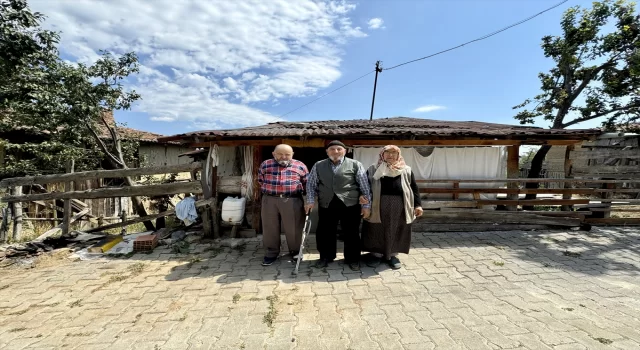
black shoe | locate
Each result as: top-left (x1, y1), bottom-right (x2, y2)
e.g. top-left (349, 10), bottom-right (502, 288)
top-left (365, 255), bottom-right (382, 268)
top-left (262, 256), bottom-right (277, 266)
top-left (388, 256), bottom-right (401, 270)
top-left (314, 258), bottom-right (329, 268)
top-left (348, 262), bottom-right (361, 271)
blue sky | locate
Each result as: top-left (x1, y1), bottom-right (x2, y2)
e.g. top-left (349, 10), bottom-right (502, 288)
top-left (31, 0), bottom-right (601, 136)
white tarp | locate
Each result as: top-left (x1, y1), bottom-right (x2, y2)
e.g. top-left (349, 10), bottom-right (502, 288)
top-left (353, 147), bottom-right (507, 201)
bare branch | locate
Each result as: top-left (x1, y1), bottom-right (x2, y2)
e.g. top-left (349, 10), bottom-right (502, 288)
top-left (561, 104), bottom-right (636, 128)
top-left (86, 123), bottom-right (123, 167)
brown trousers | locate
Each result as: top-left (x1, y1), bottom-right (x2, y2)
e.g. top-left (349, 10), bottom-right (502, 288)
top-left (261, 196), bottom-right (305, 258)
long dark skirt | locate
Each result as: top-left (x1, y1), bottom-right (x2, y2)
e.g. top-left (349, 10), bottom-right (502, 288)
top-left (362, 195), bottom-right (412, 260)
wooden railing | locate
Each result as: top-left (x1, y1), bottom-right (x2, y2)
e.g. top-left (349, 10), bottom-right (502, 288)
top-left (415, 178), bottom-right (640, 226)
top-left (0, 162), bottom-right (217, 242)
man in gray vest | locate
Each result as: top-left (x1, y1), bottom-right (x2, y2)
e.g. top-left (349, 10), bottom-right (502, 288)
top-left (305, 140), bottom-right (371, 271)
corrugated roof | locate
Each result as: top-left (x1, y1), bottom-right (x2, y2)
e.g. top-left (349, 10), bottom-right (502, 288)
top-left (159, 117), bottom-right (600, 142)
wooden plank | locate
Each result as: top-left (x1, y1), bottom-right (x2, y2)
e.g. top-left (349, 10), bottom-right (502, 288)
top-left (211, 167), bottom-right (220, 239)
top-left (0, 162), bottom-right (202, 188)
top-left (191, 140), bottom-right (279, 147)
top-left (418, 188), bottom-right (596, 195)
top-left (506, 145), bottom-right (520, 211)
top-left (344, 139), bottom-right (525, 146)
top-left (282, 138), bottom-right (326, 148)
top-left (562, 145), bottom-right (574, 212)
top-left (218, 176), bottom-right (242, 194)
top-left (1, 181), bottom-right (202, 203)
top-left (587, 208), bottom-right (640, 212)
top-left (570, 149), bottom-right (640, 159)
top-left (62, 159), bottom-right (75, 236)
top-left (585, 218), bottom-right (640, 225)
top-left (416, 178), bottom-right (640, 183)
top-left (417, 211), bottom-right (581, 226)
top-left (86, 198), bottom-right (214, 233)
top-left (200, 167), bottom-right (212, 237)
top-left (11, 187), bottom-right (22, 241)
top-left (476, 199), bottom-right (590, 206)
top-left (33, 208), bottom-right (89, 242)
top-left (252, 146), bottom-right (263, 234)
top-left (421, 200), bottom-right (478, 209)
top-left (573, 165), bottom-right (640, 174)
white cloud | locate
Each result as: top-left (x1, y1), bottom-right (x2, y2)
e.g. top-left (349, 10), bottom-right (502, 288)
top-left (367, 18), bottom-right (384, 30)
top-left (29, 0), bottom-right (367, 129)
top-left (413, 105), bottom-right (446, 113)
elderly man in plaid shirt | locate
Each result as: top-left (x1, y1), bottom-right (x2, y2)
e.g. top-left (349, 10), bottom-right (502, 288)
top-left (258, 144), bottom-right (309, 266)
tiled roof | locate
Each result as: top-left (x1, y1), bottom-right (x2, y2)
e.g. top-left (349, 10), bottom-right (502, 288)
top-left (159, 117), bottom-right (600, 142)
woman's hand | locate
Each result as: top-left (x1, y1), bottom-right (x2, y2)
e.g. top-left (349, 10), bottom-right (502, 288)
top-left (414, 207), bottom-right (423, 217)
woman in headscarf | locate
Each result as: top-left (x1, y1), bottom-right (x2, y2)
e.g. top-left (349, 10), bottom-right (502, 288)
top-left (362, 145), bottom-right (423, 269)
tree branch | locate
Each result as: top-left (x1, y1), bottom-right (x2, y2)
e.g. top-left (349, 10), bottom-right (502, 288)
top-left (86, 123), bottom-right (123, 167)
top-left (561, 104), bottom-right (636, 128)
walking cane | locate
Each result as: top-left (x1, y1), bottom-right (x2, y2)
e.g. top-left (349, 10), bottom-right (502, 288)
top-left (292, 214), bottom-right (311, 276)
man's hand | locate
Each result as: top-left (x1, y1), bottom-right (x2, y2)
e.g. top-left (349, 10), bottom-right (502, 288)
top-left (361, 207), bottom-right (371, 219)
top-left (359, 195), bottom-right (369, 205)
top-left (304, 203), bottom-right (314, 214)
top-left (414, 207), bottom-right (423, 217)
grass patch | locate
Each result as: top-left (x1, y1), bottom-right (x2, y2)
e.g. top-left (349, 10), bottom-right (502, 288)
top-left (127, 262), bottom-right (146, 276)
top-left (179, 314), bottom-right (187, 321)
top-left (263, 295), bottom-right (279, 328)
top-left (493, 261), bottom-right (504, 266)
top-left (172, 240), bottom-right (190, 254)
top-left (200, 266), bottom-right (209, 270)
top-left (8, 327), bottom-right (26, 333)
top-left (68, 299), bottom-right (82, 308)
top-left (66, 332), bottom-right (95, 337)
top-left (593, 337), bottom-right (613, 345)
top-left (562, 307), bottom-right (574, 312)
top-left (542, 263), bottom-right (552, 268)
top-left (233, 294), bottom-right (241, 304)
top-left (562, 251), bottom-right (582, 258)
top-left (0, 285), bottom-right (9, 291)
top-left (249, 297), bottom-right (262, 302)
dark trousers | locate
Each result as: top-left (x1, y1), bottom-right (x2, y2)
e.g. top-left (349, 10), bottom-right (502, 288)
top-left (316, 195), bottom-right (361, 263)
top-left (261, 196), bottom-right (305, 258)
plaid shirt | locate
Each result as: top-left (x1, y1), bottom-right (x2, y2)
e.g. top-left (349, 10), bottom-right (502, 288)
top-left (306, 157), bottom-right (371, 209)
top-left (258, 158), bottom-right (309, 196)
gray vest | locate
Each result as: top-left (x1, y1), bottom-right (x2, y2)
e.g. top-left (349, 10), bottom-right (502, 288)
top-left (316, 158), bottom-right (361, 208)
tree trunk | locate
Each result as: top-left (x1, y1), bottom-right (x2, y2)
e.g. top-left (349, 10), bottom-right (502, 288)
top-left (123, 176), bottom-right (156, 231)
top-left (156, 199), bottom-right (168, 229)
top-left (523, 145), bottom-right (553, 210)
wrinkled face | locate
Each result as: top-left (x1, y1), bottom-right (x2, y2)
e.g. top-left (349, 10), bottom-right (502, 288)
top-left (326, 146), bottom-right (346, 161)
top-left (273, 147), bottom-right (293, 166)
top-left (383, 150), bottom-right (399, 164)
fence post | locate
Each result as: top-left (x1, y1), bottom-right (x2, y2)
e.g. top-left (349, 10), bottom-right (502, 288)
top-left (506, 145), bottom-right (520, 211)
top-left (12, 186), bottom-right (22, 241)
top-left (199, 168), bottom-right (213, 237)
top-left (62, 159), bottom-right (75, 235)
top-left (562, 145), bottom-right (574, 211)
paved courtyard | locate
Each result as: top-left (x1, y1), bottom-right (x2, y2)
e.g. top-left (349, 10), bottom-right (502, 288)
top-left (1, 226), bottom-right (640, 350)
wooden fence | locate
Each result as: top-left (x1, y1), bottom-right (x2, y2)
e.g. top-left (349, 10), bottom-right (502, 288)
top-left (414, 178), bottom-right (640, 230)
top-left (0, 162), bottom-right (226, 242)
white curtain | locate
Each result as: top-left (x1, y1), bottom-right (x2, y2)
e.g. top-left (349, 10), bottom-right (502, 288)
top-left (353, 147), bottom-right (507, 200)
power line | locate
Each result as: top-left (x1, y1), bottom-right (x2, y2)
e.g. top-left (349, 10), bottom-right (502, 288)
top-left (279, 70), bottom-right (374, 118)
top-left (384, 0), bottom-right (569, 71)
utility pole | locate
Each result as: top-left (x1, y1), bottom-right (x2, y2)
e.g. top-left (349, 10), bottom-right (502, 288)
top-left (369, 61), bottom-right (383, 121)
